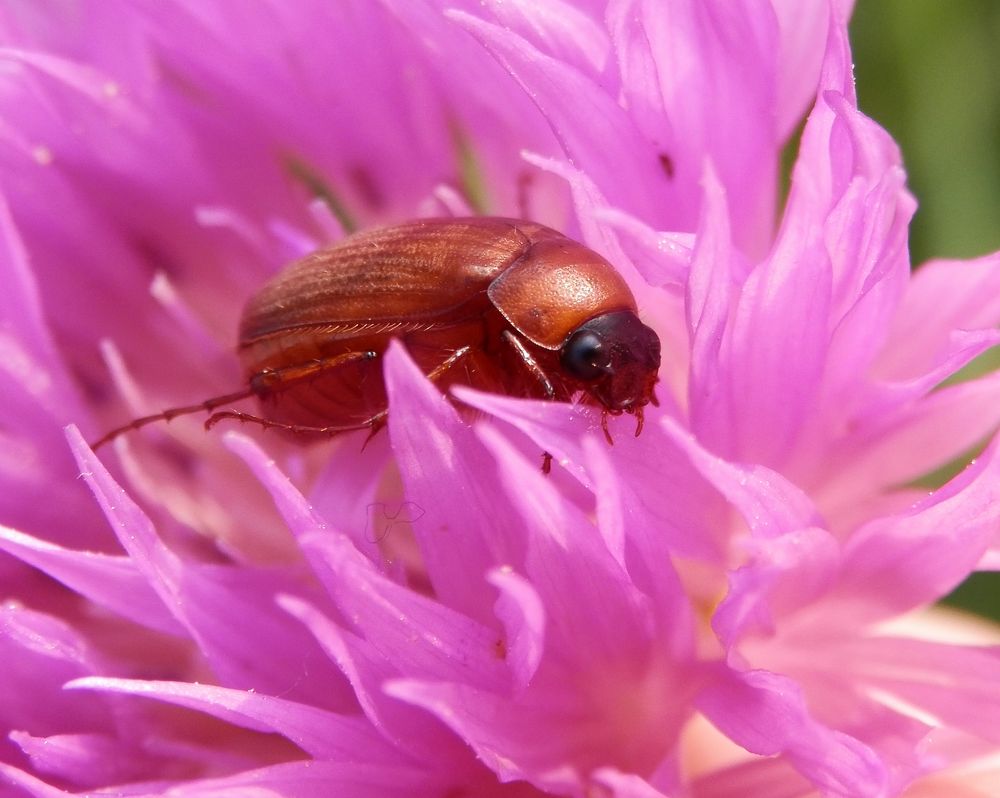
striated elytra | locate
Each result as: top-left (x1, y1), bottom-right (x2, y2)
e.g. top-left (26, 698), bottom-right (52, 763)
top-left (93, 217), bottom-right (661, 456)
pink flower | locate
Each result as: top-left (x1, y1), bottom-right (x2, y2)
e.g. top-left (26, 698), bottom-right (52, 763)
top-left (1, 2), bottom-right (998, 797)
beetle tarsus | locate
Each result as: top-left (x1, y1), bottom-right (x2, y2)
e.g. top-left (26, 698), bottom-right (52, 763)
top-left (90, 386), bottom-right (257, 450)
top-left (601, 410), bottom-right (614, 446)
top-left (361, 412), bottom-right (389, 450)
top-left (205, 408), bottom-right (389, 440)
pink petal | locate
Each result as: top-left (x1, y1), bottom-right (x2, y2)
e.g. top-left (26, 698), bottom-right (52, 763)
top-left (9, 732), bottom-right (160, 790)
top-left (448, 10), bottom-right (674, 225)
top-left (453, 0), bottom-right (612, 77)
top-left (474, 424), bottom-right (668, 666)
top-left (518, 151), bottom-right (643, 289)
top-left (382, 340), bottom-right (519, 626)
top-left (308, 432), bottom-right (393, 557)
top-left (0, 189), bottom-right (79, 419)
top-left (0, 525), bottom-right (182, 636)
top-left (223, 431), bottom-right (383, 565)
top-left (591, 768), bottom-right (671, 798)
top-left (828, 439), bottom-right (1000, 626)
top-left (713, 527), bottom-right (840, 649)
top-left (300, 531), bottom-right (508, 690)
top-left (67, 677), bottom-right (401, 762)
top-left (827, 638), bottom-right (1000, 745)
top-left (149, 761), bottom-right (443, 798)
top-left (661, 416), bottom-right (821, 538)
top-left (690, 756), bottom-right (811, 798)
top-left (593, 206), bottom-right (692, 288)
top-left (487, 568), bottom-right (546, 690)
top-left (876, 252), bottom-right (1000, 381)
top-left (771, 1), bottom-right (854, 137)
top-left (607, 0), bottom-right (780, 256)
top-left (817, 366), bottom-right (1000, 518)
top-left (697, 667), bottom-right (887, 797)
top-left (453, 385), bottom-right (726, 562)
top-left (277, 595), bottom-right (474, 768)
top-left (0, 763), bottom-right (72, 797)
top-left (67, 425), bottom-right (355, 710)
top-left (384, 678), bottom-right (580, 789)
top-left (1, 605), bottom-right (115, 765)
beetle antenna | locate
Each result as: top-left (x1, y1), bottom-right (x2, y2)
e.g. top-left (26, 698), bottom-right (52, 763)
top-left (90, 387), bottom-right (257, 450)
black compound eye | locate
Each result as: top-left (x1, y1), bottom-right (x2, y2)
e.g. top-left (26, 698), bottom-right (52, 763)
top-left (561, 330), bottom-right (610, 381)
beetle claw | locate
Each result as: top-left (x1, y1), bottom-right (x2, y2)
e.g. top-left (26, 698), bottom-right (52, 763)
top-left (601, 410), bottom-right (614, 445)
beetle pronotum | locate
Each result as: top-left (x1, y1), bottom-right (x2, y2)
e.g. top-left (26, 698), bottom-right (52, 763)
top-left (93, 217), bottom-right (661, 465)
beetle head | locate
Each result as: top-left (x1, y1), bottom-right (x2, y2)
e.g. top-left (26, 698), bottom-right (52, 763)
top-left (559, 310), bottom-right (661, 416)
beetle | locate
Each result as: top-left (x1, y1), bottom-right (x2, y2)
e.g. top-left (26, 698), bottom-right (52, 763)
top-left (93, 217), bottom-right (661, 462)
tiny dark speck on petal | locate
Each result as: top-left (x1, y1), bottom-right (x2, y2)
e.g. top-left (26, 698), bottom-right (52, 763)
top-left (659, 152), bottom-right (675, 179)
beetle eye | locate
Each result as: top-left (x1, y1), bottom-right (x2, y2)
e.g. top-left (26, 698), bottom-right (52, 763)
top-left (561, 330), bottom-right (610, 381)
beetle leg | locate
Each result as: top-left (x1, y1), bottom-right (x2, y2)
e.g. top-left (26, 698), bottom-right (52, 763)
top-left (501, 330), bottom-right (555, 398)
top-left (601, 410), bottom-right (615, 445)
top-left (90, 386), bottom-right (258, 449)
top-left (361, 410), bottom-right (389, 450)
top-left (206, 347), bottom-right (474, 440)
top-left (424, 345), bottom-right (473, 382)
top-left (204, 410), bottom-right (384, 437)
top-left (250, 350), bottom-right (377, 394)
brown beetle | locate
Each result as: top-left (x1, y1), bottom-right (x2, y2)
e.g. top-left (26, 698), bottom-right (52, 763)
top-left (93, 218), bottom-right (661, 456)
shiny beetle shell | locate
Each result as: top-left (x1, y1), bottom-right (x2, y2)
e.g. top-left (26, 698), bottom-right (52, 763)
top-left (93, 217), bottom-right (661, 449)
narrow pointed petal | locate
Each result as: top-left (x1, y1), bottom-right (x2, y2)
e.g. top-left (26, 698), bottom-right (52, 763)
top-left (278, 595), bottom-right (474, 767)
top-left (487, 567), bottom-right (546, 690)
top-left (448, 11), bottom-right (674, 224)
top-left (66, 425), bottom-right (354, 709)
top-left (382, 340), bottom-right (516, 625)
top-left (0, 525), bottom-right (182, 636)
top-left (697, 668), bottom-right (888, 797)
top-left (66, 677), bottom-right (401, 761)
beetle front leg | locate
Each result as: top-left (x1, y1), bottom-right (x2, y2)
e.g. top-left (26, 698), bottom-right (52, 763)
top-left (501, 330), bottom-right (555, 398)
top-left (500, 331), bottom-right (558, 475)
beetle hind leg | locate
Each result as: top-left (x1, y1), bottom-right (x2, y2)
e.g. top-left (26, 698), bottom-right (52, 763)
top-left (90, 386), bottom-right (259, 450)
top-left (205, 346), bottom-right (474, 441)
top-left (204, 409), bottom-right (386, 438)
